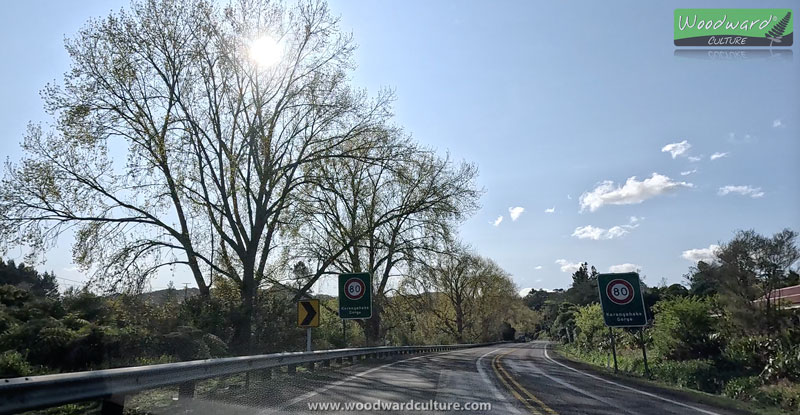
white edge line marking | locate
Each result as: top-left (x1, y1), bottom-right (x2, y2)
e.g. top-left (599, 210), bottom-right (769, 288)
top-left (258, 354), bottom-right (428, 415)
top-left (517, 356), bottom-right (637, 415)
top-left (543, 343), bottom-right (722, 415)
top-left (476, 347), bottom-right (522, 415)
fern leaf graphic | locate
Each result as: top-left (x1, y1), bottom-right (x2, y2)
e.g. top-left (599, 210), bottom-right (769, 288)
top-left (765, 11), bottom-right (791, 43)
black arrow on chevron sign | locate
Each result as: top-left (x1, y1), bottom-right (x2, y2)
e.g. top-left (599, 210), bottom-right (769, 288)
top-left (300, 301), bottom-right (317, 326)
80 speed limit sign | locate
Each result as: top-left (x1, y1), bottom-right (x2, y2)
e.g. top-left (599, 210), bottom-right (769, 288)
top-left (343, 277), bottom-right (366, 300)
top-left (606, 279), bottom-right (635, 305)
top-left (338, 273), bottom-right (372, 319)
top-left (597, 272), bottom-right (647, 327)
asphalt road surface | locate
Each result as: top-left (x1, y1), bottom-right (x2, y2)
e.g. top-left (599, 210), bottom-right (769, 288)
top-left (173, 341), bottom-right (742, 415)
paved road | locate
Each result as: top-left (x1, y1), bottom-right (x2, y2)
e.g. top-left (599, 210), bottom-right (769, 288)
top-left (175, 341), bottom-right (742, 415)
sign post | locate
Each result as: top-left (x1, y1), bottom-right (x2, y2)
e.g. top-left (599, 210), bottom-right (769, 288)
top-left (338, 273), bottom-right (372, 319)
top-left (608, 327), bottom-right (618, 373)
top-left (597, 272), bottom-right (649, 376)
top-left (297, 299), bottom-right (320, 352)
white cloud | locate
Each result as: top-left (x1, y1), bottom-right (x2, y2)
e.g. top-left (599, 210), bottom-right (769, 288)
top-left (688, 156), bottom-right (702, 162)
top-left (572, 225), bottom-right (630, 240)
top-left (680, 169), bottom-right (697, 176)
top-left (567, 194), bottom-right (572, 200)
top-left (609, 263), bottom-right (640, 273)
top-left (710, 152), bottom-right (729, 161)
top-left (728, 133), bottom-right (756, 144)
top-left (662, 140), bottom-right (691, 159)
top-left (682, 244), bottom-right (720, 263)
top-left (508, 206), bottom-right (525, 221)
top-left (579, 173), bottom-right (693, 212)
top-left (544, 207), bottom-right (555, 213)
top-left (519, 288), bottom-right (533, 297)
top-left (718, 185), bottom-right (764, 198)
top-left (773, 119), bottom-right (783, 128)
top-left (555, 259), bottom-right (582, 273)
top-left (492, 216), bottom-right (503, 226)
top-left (629, 216), bottom-right (642, 224)
top-left (534, 265), bottom-right (543, 270)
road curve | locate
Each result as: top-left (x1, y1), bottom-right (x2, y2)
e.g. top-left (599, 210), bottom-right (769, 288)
top-left (171, 341), bottom-right (743, 414)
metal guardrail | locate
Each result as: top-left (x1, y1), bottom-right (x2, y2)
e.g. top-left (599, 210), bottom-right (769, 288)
top-left (0, 342), bottom-right (499, 414)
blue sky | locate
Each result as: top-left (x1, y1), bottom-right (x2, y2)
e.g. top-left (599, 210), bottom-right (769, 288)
top-left (1, 1), bottom-right (798, 294)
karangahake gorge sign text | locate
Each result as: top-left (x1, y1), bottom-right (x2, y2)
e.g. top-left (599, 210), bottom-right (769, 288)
top-left (675, 9), bottom-right (793, 47)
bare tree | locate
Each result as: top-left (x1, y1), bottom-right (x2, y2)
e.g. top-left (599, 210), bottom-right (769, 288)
top-left (0, 0), bottom-right (392, 351)
top-left (290, 141), bottom-right (480, 344)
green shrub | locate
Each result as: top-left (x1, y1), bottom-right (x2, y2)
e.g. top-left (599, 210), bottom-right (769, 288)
top-left (723, 376), bottom-right (762, 401)
top-left (762, 345), bottom-right (800, 382)
top-left (757, 382), bottom-right (800, 413)
top-left (574, 304), bottom-right (606, 351)
top-left (651, 296), bottom-right (720, 360)
top-left (651, 359), bottom-right (721, 393)
top-left (0, 350), bottom-right (34, 377)
top-left (722, 335), bottom-right (776, 372)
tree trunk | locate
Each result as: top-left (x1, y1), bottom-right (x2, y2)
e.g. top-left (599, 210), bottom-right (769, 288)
top-left (455, 302), bottom-right (465, 343)
top-left (233, 263), bottom-right (256, 354)
top-left (363, 301), bottom-right (383, 346)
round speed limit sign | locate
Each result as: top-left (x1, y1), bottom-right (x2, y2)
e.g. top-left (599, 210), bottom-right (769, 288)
top-left (344, 278), bottom-right (366, 300)
top-left (606, 279), bottom-right (635, 305)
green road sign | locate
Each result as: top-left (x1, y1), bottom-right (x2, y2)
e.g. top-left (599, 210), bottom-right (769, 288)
top-left (338, 272), bottom-right (372, 319)
top-left (597, 272), bottom-right (647, 327)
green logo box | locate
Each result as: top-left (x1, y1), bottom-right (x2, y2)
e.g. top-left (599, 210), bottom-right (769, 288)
top-left (338, 272), bottom-right (372, 319)
top-left (597, 272), bottom-right (647, 327)
top-left (675, 9), bottom-right (793, 46)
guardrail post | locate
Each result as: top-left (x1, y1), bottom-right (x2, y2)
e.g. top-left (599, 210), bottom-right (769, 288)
top-left (322, 359), bottom-right (331, 368)
top-left (288, 364), bottom-right (297, 373)
top-left (101, 394), bottom-right (125, 415)
top-left (178, 381), bottom-right (195, 400)
top-left (335, 357), bottom-right (343, 364)
top-left (306, 361), bottom-right (315, 371)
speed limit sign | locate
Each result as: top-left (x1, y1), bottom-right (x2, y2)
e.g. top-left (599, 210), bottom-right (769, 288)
top-left (338, 273), bottom-right (372, 319)
top-left (343, 277), bottom-right (366, 300)
top-left (606, 279), bottom-right (635, 305)
top-left (597, 272), bottom-right (647, 327)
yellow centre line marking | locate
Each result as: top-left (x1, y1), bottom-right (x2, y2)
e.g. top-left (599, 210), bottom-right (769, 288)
top-left (492, 353), bottom-right (542, 415)
top-left (492, 348), bottom-right (559, 415)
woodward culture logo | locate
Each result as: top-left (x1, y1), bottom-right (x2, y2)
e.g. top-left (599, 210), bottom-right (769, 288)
top-left (674, 9), bottom-right (793, 46)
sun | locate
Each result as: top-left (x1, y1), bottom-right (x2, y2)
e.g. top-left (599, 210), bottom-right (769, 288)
top-left (248, 35), bottom-right (282, 67)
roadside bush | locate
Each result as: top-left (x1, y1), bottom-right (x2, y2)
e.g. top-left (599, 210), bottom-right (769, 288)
top-left (574, 304), bottom-right (606, 351)
top-left (723, 376), bottom-right (763, 401)
top-left (762, 344), bottom-right (800, 382)
top-left (722, 335), bottom-right (776, 373)
top-left (651, 296), bottom-right (720, 360)
top-left (0, 350), bottom-right (35, 377)
top-left (651, 359), bottom-right (721, 393)
top-left (758, 382), bottom-right (800, 413)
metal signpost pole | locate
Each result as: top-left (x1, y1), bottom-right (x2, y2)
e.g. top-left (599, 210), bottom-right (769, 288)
top-left (297, 299), bottom-right (320, 353)
top-left (609, 327), bottom-right (618, 373)
top-left (342, 318), bottom-right (347, 346)
top-left (639, 328), bottom-right (650, 377)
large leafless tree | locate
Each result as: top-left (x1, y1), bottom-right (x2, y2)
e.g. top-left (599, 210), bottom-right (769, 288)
top-left (0, 0), bottom-right (393, 351)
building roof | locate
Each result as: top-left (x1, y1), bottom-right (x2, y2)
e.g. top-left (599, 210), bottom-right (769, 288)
top-left (758, 284), bottom-right (800, 309)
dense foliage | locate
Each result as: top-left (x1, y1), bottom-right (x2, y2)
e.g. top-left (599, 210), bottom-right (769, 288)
top-left (530, 229), bottom-right (800, 413)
